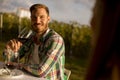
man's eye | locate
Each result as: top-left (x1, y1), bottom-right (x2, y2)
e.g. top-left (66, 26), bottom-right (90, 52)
top-left (40, 16), bottom-right (45, 19)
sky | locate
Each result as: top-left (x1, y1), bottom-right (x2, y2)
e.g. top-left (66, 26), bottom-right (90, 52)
top-left (0, 0), bottom-right (95, 25)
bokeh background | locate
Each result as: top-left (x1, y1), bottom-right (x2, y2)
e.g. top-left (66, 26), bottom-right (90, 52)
top-left (0, 0), bottom-right (95, 80)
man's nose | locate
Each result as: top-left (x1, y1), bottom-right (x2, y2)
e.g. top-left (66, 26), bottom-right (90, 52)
top-left (36, 17), bottom-right (41, 23)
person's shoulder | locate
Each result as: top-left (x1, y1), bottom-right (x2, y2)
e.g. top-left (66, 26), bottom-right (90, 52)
top-left (44, 29), bottom-right (64, 43)
top-left (49, 29), bottom-right (63, 39)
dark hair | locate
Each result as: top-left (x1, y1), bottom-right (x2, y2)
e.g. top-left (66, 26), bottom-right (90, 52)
top-left (30, 3), bottom-right (49, 16)
top-left (85, 0), bottom-right (120, 80)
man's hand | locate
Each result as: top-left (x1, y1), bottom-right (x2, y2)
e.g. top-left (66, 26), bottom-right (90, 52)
top-left (6, 62), bottom-right (24, 69)
top-left (5, 39), bottom-right (22, 52)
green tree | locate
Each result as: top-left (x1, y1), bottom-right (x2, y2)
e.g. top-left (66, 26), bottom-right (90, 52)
top-left (20, 17), bottom-right (31, 30)
top-left (2, 13), bottom-right (19, 41)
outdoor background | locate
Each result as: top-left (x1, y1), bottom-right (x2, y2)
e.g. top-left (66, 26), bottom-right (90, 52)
top-left (0, 0), bottom-right (95, 80)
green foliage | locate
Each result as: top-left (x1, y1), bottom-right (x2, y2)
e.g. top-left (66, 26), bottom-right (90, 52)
top-left (2, 13), bottom-right (19, 41)
top-left (3, 13), bottom-right (19, 30)
top-left (0, 42), bottom-right (5, 61)
top-left (21, 17), bottom-right (31, 30)
top-left (72, 26), bottom-right (92, 58)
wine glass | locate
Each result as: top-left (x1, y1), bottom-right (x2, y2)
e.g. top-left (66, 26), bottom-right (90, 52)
top-left (16, 27), bottom-right (33, 67)
top-left (18, 27), bottom-right (33, 44)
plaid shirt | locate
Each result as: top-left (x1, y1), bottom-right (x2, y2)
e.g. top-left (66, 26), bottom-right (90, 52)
top-left (5, 29), bottom-right (65, 80)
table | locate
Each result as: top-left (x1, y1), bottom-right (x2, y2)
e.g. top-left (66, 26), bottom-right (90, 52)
top-left (0, 62), bottom-right (46, 80)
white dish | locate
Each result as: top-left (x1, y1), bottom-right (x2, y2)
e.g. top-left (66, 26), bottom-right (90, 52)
top-left (0, 68), bottom-right (24, 78)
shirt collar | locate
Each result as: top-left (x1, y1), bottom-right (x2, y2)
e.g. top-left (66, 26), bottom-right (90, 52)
top-left (40, 28), bottom-right (50, 42)
top-left (43, 28), bottom-right (50, 39)
top-left (32, 28), bottom-right (50, 44)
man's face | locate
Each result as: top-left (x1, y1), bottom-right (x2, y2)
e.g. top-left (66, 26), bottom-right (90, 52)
top-left (31, 8), bottom-right (50, 34)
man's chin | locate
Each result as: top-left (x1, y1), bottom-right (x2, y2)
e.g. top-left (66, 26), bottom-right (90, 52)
top-left (34, 30), bottom-right (42, 34)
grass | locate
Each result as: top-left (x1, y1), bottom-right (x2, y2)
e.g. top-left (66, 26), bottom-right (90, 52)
top-left (65, 56), bottom-right (88, 80)
top-left (0, 41), bottom-right (88, 80)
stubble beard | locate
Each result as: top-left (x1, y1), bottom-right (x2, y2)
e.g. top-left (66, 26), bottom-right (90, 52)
top-left (32, 23), bottom-right (48, 36)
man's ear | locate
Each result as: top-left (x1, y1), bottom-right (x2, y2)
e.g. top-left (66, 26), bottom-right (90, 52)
top-left (48, 16), bottom-right (50, 22)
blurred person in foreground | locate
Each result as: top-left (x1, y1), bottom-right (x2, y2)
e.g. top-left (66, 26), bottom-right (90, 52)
top-left (85, 0), bottom-right (120, 80)
top-left (3, 3), bottom-right (70, 80)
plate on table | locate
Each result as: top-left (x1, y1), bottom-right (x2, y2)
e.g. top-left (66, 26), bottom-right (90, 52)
top-left (0, 62), bottom-right (24, 79)
top-left (0, 68), bottom-right (24, 78)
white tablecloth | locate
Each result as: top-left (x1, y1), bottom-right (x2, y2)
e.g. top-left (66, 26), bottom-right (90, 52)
top-left (0, 62), bottom-right (46, 80)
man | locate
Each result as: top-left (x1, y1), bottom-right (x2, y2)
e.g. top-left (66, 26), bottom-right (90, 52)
top-left (4, 3), bottom-right (67, 80)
